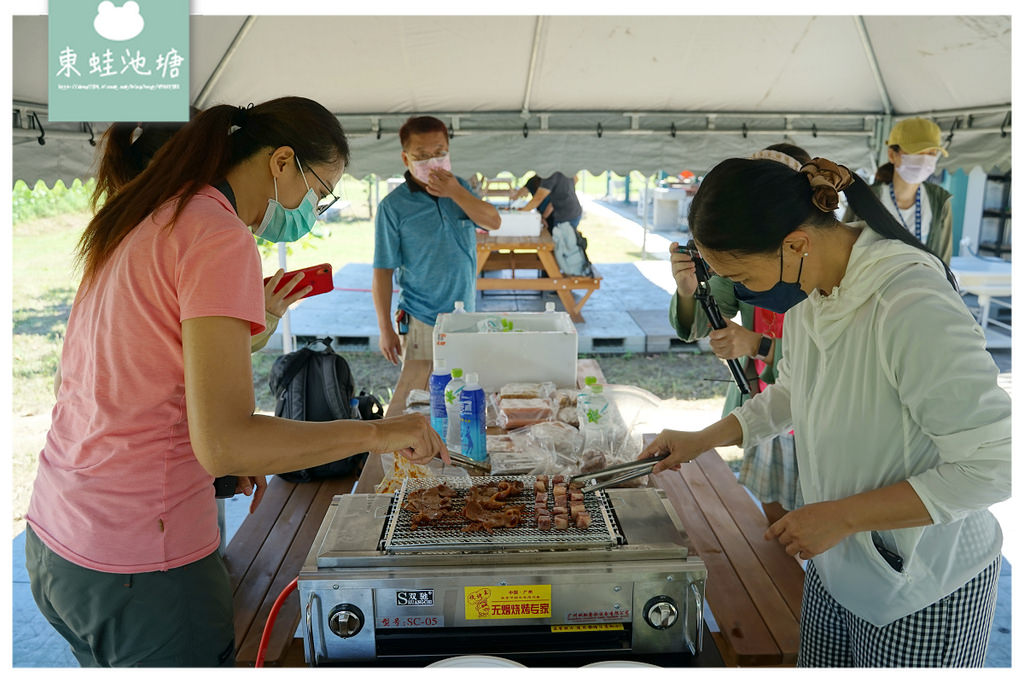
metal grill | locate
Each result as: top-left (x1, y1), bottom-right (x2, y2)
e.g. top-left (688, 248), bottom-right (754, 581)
top-left (380, 476), bottom-right (623, 554)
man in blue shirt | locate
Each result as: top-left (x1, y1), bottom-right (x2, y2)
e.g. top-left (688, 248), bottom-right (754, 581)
top-left (373, 116), bottom-right (501, 364)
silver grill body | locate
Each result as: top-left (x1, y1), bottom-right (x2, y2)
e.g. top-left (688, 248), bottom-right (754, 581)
top-left (298, 480), bottom-right (707, 666)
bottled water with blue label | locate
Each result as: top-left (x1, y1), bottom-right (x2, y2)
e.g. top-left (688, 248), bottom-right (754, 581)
top-left (429, 360), bottom-right (451, 438)
top-left (459, 372), bottom-right (487, 462)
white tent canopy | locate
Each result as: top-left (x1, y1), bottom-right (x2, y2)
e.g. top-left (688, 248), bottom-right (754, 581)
top-left (12, 14), bottom-right (1012, 186)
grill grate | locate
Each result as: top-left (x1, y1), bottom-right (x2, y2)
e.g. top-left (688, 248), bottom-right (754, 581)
top-left (380, 476), bottom-right (623, 554)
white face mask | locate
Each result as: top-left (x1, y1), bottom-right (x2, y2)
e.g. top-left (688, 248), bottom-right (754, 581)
top-left (409, 153), bottom-right (451, 184)
top-left (895, 153), bottom-right (938, 185)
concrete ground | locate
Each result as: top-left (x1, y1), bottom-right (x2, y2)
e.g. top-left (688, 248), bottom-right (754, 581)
top-left (10, 198), bottom-right (1013, 667)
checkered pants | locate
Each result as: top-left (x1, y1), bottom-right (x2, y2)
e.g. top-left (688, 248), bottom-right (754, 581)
top-left (798, 557), bottom-right (1000, 667)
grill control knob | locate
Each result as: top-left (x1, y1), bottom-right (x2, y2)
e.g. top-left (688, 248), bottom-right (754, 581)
top-left (643, 597), bottom-right (679, 630)
top-left (328, 604), bottom-right (364, 638)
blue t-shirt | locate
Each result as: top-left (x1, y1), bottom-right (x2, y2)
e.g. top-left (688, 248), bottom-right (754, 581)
top-left (373, 173), bottom-right (480, 326)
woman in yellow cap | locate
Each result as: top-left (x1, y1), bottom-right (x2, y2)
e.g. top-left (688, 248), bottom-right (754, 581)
top-left (846, 117), bottom-right (953, 264)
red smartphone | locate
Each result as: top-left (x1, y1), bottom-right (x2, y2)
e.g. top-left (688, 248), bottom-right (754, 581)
top-left (263, 263), bottom-right (333, 300)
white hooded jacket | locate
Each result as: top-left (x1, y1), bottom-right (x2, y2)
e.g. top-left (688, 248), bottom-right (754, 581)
top-left (732, 225), bottom-right (1011, 627)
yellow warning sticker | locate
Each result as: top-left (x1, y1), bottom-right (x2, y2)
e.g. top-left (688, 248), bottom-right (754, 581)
top-left (464, 585), bottom-right (552, 620)
top-left (551, 624), bottom-right (625, 633)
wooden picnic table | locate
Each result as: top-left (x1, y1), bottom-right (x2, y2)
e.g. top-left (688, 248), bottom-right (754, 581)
top-left (476, 232), bottom-right (602, 323)
top-left (225, 357), bottom-right (803, 666)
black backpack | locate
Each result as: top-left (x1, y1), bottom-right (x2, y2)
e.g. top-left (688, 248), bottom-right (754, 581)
top-left (269, 338), bottom-right (381, 482)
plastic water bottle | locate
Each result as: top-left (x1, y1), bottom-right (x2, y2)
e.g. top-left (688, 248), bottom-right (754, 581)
top-left (578, 376), bottom-right (611, 459)
top-left (349, 398), bottom-right (361, 420)
top-left (577, 376), bottom-right (609, 429)
top-left (444, 368), bottom-right (466, 450)
top-left (452, 300), bottom-right (466, 314)
top-left (459, 372), bottom-right (487, 462)
top-left (429, 360), bottom-right (451, 438)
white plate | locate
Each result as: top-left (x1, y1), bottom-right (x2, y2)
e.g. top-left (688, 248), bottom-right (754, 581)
top-left (427, 655), bottom-right (526, 667)
top-left (581, 660), bottom-right (661, 667)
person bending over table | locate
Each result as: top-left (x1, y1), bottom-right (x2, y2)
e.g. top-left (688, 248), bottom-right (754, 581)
top-left (26, 97), bottom-right (448, 668)
top-left (372, 116), bottom-right (500, 365)
top-left (642, 156), bottom-right (1009, 667)
top-left (512, 172), bottom-right (592, 277)
top-left (669, 143), bottom-right (811, 526)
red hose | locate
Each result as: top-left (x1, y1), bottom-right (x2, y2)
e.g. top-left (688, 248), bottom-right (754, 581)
top-left (254, 577), bottom-right (299, 668)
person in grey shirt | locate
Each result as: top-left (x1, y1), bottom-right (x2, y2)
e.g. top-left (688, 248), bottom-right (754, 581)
top-left (513, 172), bottom-right (591, 276)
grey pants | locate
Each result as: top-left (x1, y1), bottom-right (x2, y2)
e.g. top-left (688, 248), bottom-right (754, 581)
top-left (25, 525), bottom-right (236, 667)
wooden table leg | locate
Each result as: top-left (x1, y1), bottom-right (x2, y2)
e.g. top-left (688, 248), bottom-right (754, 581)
top-left (535, 248), bottom-right (585, 322)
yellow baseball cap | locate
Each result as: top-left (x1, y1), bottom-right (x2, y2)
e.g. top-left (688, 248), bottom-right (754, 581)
top-left (886, 118), bottom-right (949, 156)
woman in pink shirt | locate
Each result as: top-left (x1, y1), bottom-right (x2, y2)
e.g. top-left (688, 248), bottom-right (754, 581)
top-left (25, 96), bottom-right (448, 667)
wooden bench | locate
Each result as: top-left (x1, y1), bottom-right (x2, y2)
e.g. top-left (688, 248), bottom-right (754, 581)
top-left (651, 452), bottom-right (805, 666)
top-left (476, 232), bottom-right (602, 322)
top-left (224, 472), bottom-right (360, 666)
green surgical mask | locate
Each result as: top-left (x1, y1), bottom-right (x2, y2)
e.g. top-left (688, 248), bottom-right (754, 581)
top-left (254, 158), bottom-right (318, 243)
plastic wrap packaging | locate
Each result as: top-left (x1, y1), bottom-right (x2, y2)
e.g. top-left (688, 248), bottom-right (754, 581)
top-left (489, 444), bottom-right (552, 476)
top-left (403, 405), bottom-right (431, 418)
top-left (526, 420), bottom-right (582, 460)
top-left (405, 389), bottom-right (431, 407)
top-left (375, 452), bottom-right (471, 493)
top-left (498, 381), bottom-right (555, 400)
top-left (550, 388), bottom-right (578, 409)
top-left (497, 397), bottom-right (556, 429)
top-left (557, 405), bottom-right (579, 427)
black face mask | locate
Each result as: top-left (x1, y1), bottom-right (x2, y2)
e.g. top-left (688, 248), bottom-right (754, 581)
top-left (733, 251), bottom-right (808, 314)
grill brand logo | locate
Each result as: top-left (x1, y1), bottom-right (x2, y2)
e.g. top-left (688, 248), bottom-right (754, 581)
top-left (396, 590), bottom-right (434, 606)
top-left (49, 0), bottom-right (190, 121)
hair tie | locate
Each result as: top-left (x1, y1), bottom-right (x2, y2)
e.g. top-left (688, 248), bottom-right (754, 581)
top-left (232, 103), bottom-right (253, 128)
top-left (800, 157), bottom-right (853, 212)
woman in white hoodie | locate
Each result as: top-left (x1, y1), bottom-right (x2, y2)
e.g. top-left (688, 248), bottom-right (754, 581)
top-left (641, 157), bottom-right (1010, 667)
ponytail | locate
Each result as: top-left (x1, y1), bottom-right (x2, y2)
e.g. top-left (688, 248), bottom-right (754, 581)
top-left (90, 123), bottom-right (139, 210)
top-left (843, 173), bottom-right (957, 289)
top-left (76, 97), bottom-right (349, 288)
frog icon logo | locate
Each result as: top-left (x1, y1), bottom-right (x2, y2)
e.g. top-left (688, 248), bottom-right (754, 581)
top-left (466, 588), bottom-right (491, 618)
top-left (93, 1), bottom-right (145, 42)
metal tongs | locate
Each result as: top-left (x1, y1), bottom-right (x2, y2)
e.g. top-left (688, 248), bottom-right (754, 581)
top-left (569, 453), bottom-right (671, 494)
top-left (439, 448), bottom-right (491, 473)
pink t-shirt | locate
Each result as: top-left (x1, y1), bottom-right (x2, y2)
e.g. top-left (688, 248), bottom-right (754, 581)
top-left (26, 187), bottom-right (266, 573)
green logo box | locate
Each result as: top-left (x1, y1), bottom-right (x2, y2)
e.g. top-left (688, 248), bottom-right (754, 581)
top-left (48, 0), bottom-right (189, 122)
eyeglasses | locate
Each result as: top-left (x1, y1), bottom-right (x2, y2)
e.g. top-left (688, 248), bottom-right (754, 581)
top-left (300, 159), bottom-right (343, 216)
top-left (406, 150), bottom-right (449, 162)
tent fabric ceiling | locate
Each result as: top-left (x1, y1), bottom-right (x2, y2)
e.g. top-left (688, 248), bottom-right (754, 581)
top-left (12, 14), bottom-right (1011, 186)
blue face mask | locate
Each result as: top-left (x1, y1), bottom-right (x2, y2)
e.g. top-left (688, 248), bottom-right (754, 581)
top-left (733, 251), bottom-right (808, 314)
top-left (254, 158), bottom-right (318, 243)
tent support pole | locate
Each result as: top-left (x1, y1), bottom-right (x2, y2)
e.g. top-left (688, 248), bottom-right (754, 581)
top-left (194, 16), bottom-right (258, 109)
top-left (520, 16), bottom-right (545, 117)
top-left (853, 17), bottom-right (893, 118)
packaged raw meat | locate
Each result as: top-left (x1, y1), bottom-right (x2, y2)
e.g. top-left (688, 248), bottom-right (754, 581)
top-left (557, 405), bottom-right (580, 427)
top-left (499, 381), bottom-right (555, 400)
top-left (550, 388), bottom-right (577, 408)
top-left (497, 398), bottom-right (556, 429)
top-left (526, 421), bottom-right (582, 460)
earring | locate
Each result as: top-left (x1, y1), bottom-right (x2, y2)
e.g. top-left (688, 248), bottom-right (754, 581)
top-left (802, 253), bottom-right (808, 257)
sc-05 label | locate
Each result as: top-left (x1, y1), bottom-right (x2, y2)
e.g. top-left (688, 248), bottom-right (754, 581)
top-left (396, 590), bottom-right (434, 606)
top-left (377, 615), bottom-right (444, 629)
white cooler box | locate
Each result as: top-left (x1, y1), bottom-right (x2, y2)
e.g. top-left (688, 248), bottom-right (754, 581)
top-left (433, 310), bottom-right (578, 391)
top-left (490, 210), bottom-right (543, 237)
